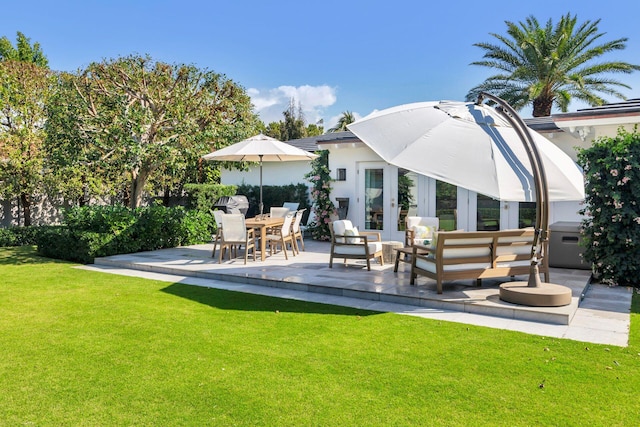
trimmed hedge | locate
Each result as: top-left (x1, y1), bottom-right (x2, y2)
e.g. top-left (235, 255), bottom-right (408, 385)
top-left (36, 206), bottom-right (214, 264)
top-left (0, 226), bottom-right (42, 247)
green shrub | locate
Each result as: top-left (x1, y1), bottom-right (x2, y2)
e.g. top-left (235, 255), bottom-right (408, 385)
top-left (184, 183), bottom-right (237, 212)
top-left (0, 226), bottom-right (53, 247)
top-left (236, 183), bottom-right (311, 218)
top-left (578, 127), bottom-right (640, 287)
top-left (36, 206), bottom-right (214, 263)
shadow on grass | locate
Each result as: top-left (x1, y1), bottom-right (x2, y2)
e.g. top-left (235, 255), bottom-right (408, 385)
top-left (161, 282), bottom-right (381, 317)
top-left (0, 246), bottom-right (73, 266)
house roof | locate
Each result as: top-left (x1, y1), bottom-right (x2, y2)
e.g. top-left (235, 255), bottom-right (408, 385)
top-left (283, 98), bottom-right (640, 147)
top-left (285, 131), bottom-right (360, 150)
top-left (551, 98), bottom-right (640, 128)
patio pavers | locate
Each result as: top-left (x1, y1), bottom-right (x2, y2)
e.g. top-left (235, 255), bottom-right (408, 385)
top-left (83, 238), bottom-right (632, 346)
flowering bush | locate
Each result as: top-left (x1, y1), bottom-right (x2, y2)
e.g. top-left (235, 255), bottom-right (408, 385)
top-left (577, 127), bottom-right (640, 287)
top-left (304, 150), bottom-right (337, 240)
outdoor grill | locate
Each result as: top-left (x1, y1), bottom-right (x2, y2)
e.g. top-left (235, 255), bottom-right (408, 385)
top-left (213, 195), bottom-right (249, 216)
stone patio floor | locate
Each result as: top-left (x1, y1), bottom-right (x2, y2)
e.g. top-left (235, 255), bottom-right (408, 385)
top-left (80, 239), bottom-right (633, 347)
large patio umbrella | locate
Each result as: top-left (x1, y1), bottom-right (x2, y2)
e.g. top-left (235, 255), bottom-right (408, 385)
top-left (348, 94), bottom-right (585, 306)
top-left (347, 101), bottom-right (584, 203)
top-left (202, 134), bottom-right (318, 214)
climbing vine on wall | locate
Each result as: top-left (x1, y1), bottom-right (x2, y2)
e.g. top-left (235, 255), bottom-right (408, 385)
top-left (578, 127), bottom-right (640, 287)
top-left (304, 150), bottom-right (337, 240)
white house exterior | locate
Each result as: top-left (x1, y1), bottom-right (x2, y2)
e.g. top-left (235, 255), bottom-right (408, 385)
top-left (220, 99), bottom-right (640, 242)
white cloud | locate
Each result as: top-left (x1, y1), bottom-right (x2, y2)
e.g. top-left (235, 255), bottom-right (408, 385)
top-left (249, 84), bottom-right (337, 126)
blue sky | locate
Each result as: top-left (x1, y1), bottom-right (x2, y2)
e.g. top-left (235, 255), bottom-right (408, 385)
top-left (3, 0), bottom-right (640, 127)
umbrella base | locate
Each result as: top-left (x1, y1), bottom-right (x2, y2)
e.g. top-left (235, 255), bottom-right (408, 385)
top-left (499, 282), bottom-right (572, 307)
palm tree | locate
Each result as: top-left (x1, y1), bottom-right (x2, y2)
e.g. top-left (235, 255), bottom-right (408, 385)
top-left (328, 111), bottom-right (356, 132)
top-left (466, 14), bottom-right (640, 117)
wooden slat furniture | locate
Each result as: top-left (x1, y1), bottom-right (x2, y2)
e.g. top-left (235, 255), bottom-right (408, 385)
top-left (245, 216), bottom-right (285, 261)
top-left (409, 229), bottom-right (549, 294)
top-left (328, 220), bottom-right (384, 271)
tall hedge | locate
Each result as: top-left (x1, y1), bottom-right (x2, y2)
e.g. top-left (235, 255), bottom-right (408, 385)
top-left (578, 127), bottom-right (640, 287)
top-left (36, 205), bottom-right (214, 263)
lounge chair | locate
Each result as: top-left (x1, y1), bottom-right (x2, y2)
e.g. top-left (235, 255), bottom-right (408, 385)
top-left (328, 220), bottom-right (383, 271)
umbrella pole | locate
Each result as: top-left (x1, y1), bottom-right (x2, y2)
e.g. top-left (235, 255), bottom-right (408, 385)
top-left (259, 155), bottom-right (264, 215)
top-left (478, 92), bottom-right (571, 307)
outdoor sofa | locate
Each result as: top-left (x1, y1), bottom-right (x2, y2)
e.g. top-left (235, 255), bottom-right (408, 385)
top-left (409, 228), bottom-right (549, 294)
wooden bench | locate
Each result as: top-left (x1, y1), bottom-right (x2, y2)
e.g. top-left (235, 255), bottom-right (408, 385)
top-left (409, 229), bottom-right (549, 294)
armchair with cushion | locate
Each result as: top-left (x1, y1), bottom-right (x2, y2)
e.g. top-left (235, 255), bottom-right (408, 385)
top-left (394, 216), bottom-right (440, 272)
top-left (405, 216), bottom-right (440, 247)
top-left (329, 220), bottom-right (384, 271)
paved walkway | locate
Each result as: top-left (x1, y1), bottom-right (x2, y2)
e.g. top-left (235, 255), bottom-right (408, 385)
top-left (81, 239), bottom-right (634, 347)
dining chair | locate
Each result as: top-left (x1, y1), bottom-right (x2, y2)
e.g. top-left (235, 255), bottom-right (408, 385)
top-left (269, 207), bottom-right (290, 218)
top-left (291, 209), bottom-right (306, 253)
top-left (264, 212), bottom-right (296, 260)
top-left (282, 202), bottom-right (299, 211)
top-left (211, 210), bottom-right (225, 258)
top-left (219, 213), bottom-right (256, 264)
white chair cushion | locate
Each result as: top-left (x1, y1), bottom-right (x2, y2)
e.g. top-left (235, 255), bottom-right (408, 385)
top-left (334, 241), bottom-right (382, 255)
top-left (333, 220), bottom-right (354, 243)
top-left (415, 257), bottom-right (491, 272)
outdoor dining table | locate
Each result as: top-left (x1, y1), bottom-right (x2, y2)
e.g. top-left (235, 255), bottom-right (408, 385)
top-left (244, 215), bottom-right (285, 261)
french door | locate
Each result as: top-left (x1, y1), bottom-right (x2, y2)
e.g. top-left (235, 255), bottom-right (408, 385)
top-left (356, 162), bottom-right (408, 241)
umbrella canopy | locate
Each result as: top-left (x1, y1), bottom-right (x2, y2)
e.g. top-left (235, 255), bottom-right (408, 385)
top-left (202, 134), bottom-right (318, 214)
top-left (347, 101), bottom-right (585, 203)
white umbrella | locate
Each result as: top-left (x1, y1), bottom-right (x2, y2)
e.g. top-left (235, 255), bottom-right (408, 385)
top-left (202, 134), bottom-right (318, 214)
top-left (347, 101), bottom-right (584, 203)
top-left (348, 94), bottom-right (583, 306)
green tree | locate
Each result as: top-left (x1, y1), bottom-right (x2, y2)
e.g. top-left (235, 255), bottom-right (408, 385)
top-left (466, 14), bottom-right (640, 117)
top-left (0, 31), bottom-right (48, 67)
top-left (0, 61), bottom-right (54, 226)
top-left (328, 111), bottom-right (355, 132)
top-left (48, 54), bottom-right (259, 208)
top-left (280, 99), bottom-right (306, 141)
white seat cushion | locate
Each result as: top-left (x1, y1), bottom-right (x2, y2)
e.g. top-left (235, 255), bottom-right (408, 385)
top-left (334, 241), bottom-right (382, 255)
top-left (415, 257), bottom-right (491, 272)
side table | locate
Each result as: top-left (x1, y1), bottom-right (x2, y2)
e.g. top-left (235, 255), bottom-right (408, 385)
top-left (394, 246), bottom-right (429, 272)
top-left (381, 241), bottom-right (404, 265)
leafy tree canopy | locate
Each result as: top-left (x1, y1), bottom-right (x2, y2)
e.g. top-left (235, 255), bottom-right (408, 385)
top-left (46, 54), bottom-right (259, 208)
top-left (0, 31), bottom-right (48, 67)
top-left (0, 60), bottom-right (54, 225)
top-left (466, 13), bottom-right (640, 117)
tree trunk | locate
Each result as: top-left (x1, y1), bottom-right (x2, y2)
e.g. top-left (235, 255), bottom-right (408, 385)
top-left (130, 167), bottom-right (151, 209)
top-left (532, 96), bottom-right (554, 117)
top-left (20, 193), bottom-right (32, 227)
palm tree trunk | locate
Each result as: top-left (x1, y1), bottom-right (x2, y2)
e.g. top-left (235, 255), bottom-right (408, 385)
top-left (533, 96), bottom-right (554, 117)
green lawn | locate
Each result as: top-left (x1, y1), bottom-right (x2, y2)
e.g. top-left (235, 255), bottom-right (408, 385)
top-left (1, 246), bottom-right (638, 426)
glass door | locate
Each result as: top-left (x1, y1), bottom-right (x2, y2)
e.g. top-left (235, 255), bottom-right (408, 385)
top-left (357, 162), bottom-right (405, 241)
top-left (363, 167), bottom-right (384, 231)
top-left (435, 181), bottom-right (457, 231)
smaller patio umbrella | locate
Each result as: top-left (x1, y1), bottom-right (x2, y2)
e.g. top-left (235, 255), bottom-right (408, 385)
top-left (202, 134), bottom-right (318, 214)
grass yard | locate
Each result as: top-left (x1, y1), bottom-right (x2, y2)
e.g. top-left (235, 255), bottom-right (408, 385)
top-left (1, 246), bottom-right (639, 426)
